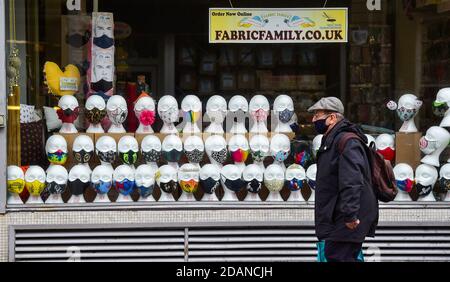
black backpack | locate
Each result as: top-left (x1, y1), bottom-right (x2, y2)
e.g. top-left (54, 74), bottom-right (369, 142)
top-left (338, 133), bottom-right (398, 202)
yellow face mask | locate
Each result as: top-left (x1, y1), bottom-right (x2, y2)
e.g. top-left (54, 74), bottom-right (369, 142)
top-left (25, 180), bottom-right (46, 196)
top-left (8, 179), bottom-right (25, 194)
top-left (180, 179), bottom-right (199, 193)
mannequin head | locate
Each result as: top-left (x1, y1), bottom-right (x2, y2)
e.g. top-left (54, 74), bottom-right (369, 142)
top-left (285, 164), bottom-right (306, 192)
top-left (178, 163), bottom-right (200, 194)
top-left (68, 164), bottom-right (90, 196)
top-left (135, 164), bottom-right (156, 198)
top-left (184, 135), bottom-right (205, 163)
top-left (433, 88), bottom-right (450, 117)
top-left (270, 134), bottom-right (291, 162)
top-left (181, 95), bottom-right (202, 123)
top-left (228, 134), bottom-right (249, 163)
top-left (393, 163), bottom-right (414, 193)
top-left (73, 135), bottom-right (94, 164)
top-left (264, 164), bottom-right (285, 192)
top-left (85, 95), bottom-right (107, 124)
top-left (221, 164), bottom-right (245, 192)
top-left (134, 96), bottom-right (156, 127)
top-left (249, 134), bottom-right (270, 162)
top-left (106, 95), bottom-right (128, 125)
top-left (291, 139), bottom-right (313, 167)
top-left (273, 95), bottom-right (295, 124)
top-left (91, 165), bottom-right (114, 194)
top-left (7, 166), bottom-right (25, 194)
top-left (249, 95), bottom-right (270, 122)
top-left (415, 164), bottom-right (438, 197)
top-left (375, 134), bottom-right (395, 162)
top-left (206, 95), bottom-right (227, 123)
top-left (113, 165), bottom-right (135, 196)
top-left (156, 165), bottom-right (178, 193)
top-left (306, 164), bottom-right (317, 190)
top-left (46, 135), bottom-right (68, 165)
top-left (439, 163), bottom-right (450, 191)
top-left (162, 134), bottom-right (183, 163)
top-left (24, 166), bottom-right (46, 196)
top-left (118, 135), bottom-right (139, 165)
top-left (158, 95), bottom-right (179, 123)
top-left (200, 164), bottom-right (221, 194)
top-left (420, 126), bottom-right (450, 156)
top-left (95, 135), bottom-right (117, 163)
top-left (141, 135), bottom-right (162, 163)
top-left (365, 134), bottom-right (376, 148)
top-left (228, 95), bottom-right (248, 113)
top-left (387, 94), bottom-right (422, 122)
top-left (57, 95), bottom-right (79, 124)
top-left (243, 164), bottom-right (263, 193)
top-left (312, 135), bottom-right (323, 159)
top-left (46, 165), bottom-right (68, 195)
top-left (205, 135), bottom-right (228, 164)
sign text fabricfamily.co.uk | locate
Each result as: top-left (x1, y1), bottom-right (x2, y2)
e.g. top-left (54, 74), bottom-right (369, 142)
top-left (209, 8), bottom-right (348, 43)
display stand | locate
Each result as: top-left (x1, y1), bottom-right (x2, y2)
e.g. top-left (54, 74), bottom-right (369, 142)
top-left (395, 132), bottom-right (422, 169)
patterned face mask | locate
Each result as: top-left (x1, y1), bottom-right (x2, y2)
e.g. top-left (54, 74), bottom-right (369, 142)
top-left (180, 179), bottom-right (199, 193)
top-left (7, 179), bottom-right (25, 194)
top-left (185, 149), bottom-right (205, 163)
top-left (211, 148), bottom-right (228, 164)
top-left (184, 110), bottom-right (200, 123)
top-left (419, 137), bottom-right (438, 155)
top-left (73, 150), bottom-right (93, 164)
top-left (251, 150), bottom-right (266, 162)
top-left (291, 141), bottom-right (313, 167)
top-left (439, 178), bottom-right (450, 191)
top-left (137, 184), bottom-right (155, 198)
top-left (264, 179), bottom-right (284, 192)
top-left (251, 109), bottom-right (268, 122)
top-left (162, 149), bottom-right (183, 163)
top-left (278, 109), bottom-right (294, 123)
top-left (93, 181), bottom-right (112, 195)
top-left (396, 178), bottom-right (414, 193)
top-left (396, 107), bottom-right (417, 122)
top-left (26, 180), bottom-right (46, 196)
top-left (200, 178), bottom-right (220, 194)
top-left (416, 183), bottom-right (433, 197)
top-left (45, 181), bottom-right (67, 195)
top-left (159, 180), bottom-right (178, 193)
top-left (85, 108), bottom-right (107, 124)
top-left (120, 150), bottom-right (138, 165)
top-left (273, 151), bottom-right (289, 162)
top-left (160, 107), bottom-right (178, 123)
top-left (433, 101), bottom-right (449, 117)
top-left (142, 150), bottom-right (161, 163)
top-left (108, 108), bottom-right (128, 125)
top-left (115, 179), bottom-right (135, 196)
top-left (246, 179), bottom-right (262, 193)
top-left (98, 150), bottom-right (117, 163)
top-left (48, 150), bottom-right (68, 165)
top-left (286, 178), bottom-right (304, 192)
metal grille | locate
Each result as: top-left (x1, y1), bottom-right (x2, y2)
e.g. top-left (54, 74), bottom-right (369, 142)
top-left (10, 223), bottom-right (450, 262)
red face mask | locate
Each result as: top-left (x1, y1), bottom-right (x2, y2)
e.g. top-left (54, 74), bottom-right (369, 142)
top-left (377, 147), bottom-right (395, 162)
top-left (57, 107), bottom-right (80, 123)
top-left (136, 110), bottom-right (156, 126)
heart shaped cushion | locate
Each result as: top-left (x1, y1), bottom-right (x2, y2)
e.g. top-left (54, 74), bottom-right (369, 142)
top-left (43, 62), bottom-right (80, 96)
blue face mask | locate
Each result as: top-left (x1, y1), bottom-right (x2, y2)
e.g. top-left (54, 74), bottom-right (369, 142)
top-left (115, 179), bottom-right (135, 196)
top-left (308, 179), bottom-right (316, 190)
top-left (137, 185), bottom-right (155, 198)
top-left (279, 109), bottom-right (294, 123)
top-left (93, 181), bottom-right (112, 195)
top-left (274, 151), bottom-right (289, 162)
top-left (286, 178), bottom-right (304, 192)
top-left (93, 34), bottom-right (115, 49)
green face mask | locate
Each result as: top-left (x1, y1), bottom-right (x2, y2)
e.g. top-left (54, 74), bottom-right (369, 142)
top-left (119, 150), bottom-right (138, 165)
top-left (433, 101), bottom-right (449, 117)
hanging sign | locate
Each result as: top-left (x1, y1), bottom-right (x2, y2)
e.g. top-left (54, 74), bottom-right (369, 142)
top-left (209, 8), bottom-right (348, 43)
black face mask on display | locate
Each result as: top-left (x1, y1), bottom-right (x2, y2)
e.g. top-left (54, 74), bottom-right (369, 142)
top-left (93, 34), bottom-right (115, 49)
top-left (68, 179), bottom-right (90, 196)
top-left (97, 150), bottom-right (117, 163)
top-left (45, 182), bottom-right (67, 195)
top-left (245, 179), bottom-right (262, 193)
top-left (416, 183), bottom-right (433, 197)
top-left (159, 180), bottom-right (178, 194)
top-left (223, 177), bottom-right (246, 193)
top-left (91, 79), bottom-right (113, 93)
top-left (119, 150), bottom-right (138, 165)
top-left (73, 150), bottom-right (93, 164)
top-left (162, 149), bottom-right (183, 163)
top-left (66, 31), bottom-right (91, 48)
top-left (200, 178), bottom-right (220, 194)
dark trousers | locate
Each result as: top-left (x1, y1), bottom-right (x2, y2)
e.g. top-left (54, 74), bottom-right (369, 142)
top-left (324, 241), bottom-right (363, 262)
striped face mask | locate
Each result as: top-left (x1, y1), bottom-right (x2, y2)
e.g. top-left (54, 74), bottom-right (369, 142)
top-left (184, 110), bottom-right (200, 123)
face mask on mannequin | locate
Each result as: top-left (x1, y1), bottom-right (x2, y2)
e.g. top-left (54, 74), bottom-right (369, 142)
top-left (230, 148), bottom-right (249, 163)
top-left (433, 101), bottom-right (449, 117)
top-left (251, 109), bottom-right (268, 122)
top-left (159, 180), bottom-right (178, 193)
top-left (419, 137), bottom-right (438, 155)
top-left (211, 148), bottom-right (228, 164)
top-left (93, 34), bottom-right (115, 49)
top-left (115, 179), bottom-right (135, 196)
top-left (108, 107), bottom-right (128, 125)
top-left (439, 178), bottom-right (450, 191)
top-left (26, 181), bottom-right (46, 195)
top-left (85, 107), bottom-right (107, 124)
top-left (98, 150), bottom-right (117, 163)
top-left (57, 107), bottom-right (80, 123)
top-left (143, 150), bottom-right (161, 163)
top-left (291, 141), bottom-right (313, 167)
top-left (279, 109), bottom-right (294, 123)
top-left (163, 149), bottom-right (183, 163)
top-left (66, 31), bottom-right (91, 48)
top-left (8, 179), bottom-right (25, 194)
top-left (74, 150), bottom-right (93, 164)
top-left (416, 183), bottom-right (433, 197)
top-left (308, 179), bottom-right (317, 190)
top-left (396, 107), bottom-right (417, 122)
top-left (136, 109), bottom-right (156, 126)
top-left (286, 178), bottom-right (303, 191)
top-left (94, 180), bottom-right (112, 194)
top-left (223, 177), bottom-right (245, 192)
top-left (200, 177), bottom-right (220, 194)
top-left (185, 149), bottom-right (204, 163)
top-left (68, 179), bottom-right (89, 196)
top-left (48, 150), bottom-right (68, 165)
top-left (396, 178), bottom-right (414, 193)
top-left (119, 151), bottom-right (138, 165)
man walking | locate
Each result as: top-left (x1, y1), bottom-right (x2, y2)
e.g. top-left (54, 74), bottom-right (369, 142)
top-left (308, 97), bottom-right (379, 262)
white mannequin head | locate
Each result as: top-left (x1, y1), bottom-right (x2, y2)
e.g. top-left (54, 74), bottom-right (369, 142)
top-left (181, 95), bottom-right (202, 121)
top-left (7, 166), bottom-right (25, 195)
top-left (118, 135), bottom-right (139, 165)
top-left (387, 94), bottom-right (422, 133)
top-left (249, 134), bottom-right (270, 162)
top-left (91, 164), bottom-right (114, 194)
top-left (156, 164), bottom-right (178, 193)
top-left (249, 95), bottom-right (270, 122)
top-left (420, 126), bottom-right (450, 167)
top-left (273, 94), bottom-right (295, 124)
top-left (228, 134), bottom-right (249, 163)
top-left (306, 164), bottom-right (317, 190)
top-left (68, 164), bottom-right (91, 196)
top-left (376, 134), bottom-right (395, 162)
top-left (228, 95), bottom-right (248, 113)
top-left (243, 164), bottom-right (263, 193)
top-left (264, 164), bottom-right (285, 192)
top-left (73, 135), bottom-right (94, 164)
top-left (221, 164), bottom-right (245, 193)
top-left (393, 163), bottom-right (414, 193)
top-left (178, 163), bottom-right (200, 194)
top-left (134, 96), bottom-right (156, 129)
top-left (270, 134), bottom-right (291, 162)
top-left (184, 135), bottom-right (205, 163)
top-left (206, 95), bottom-right (227, 123)
top-left (162, 134), bottom-right (183, 152)
top-left (106, 95), bottom-right (128, 125)
top-left (158, 95), bottom-right (179, 123)
top-left (415, 164), bottom-right (438, 197)
top-left (47, 165), bottom-right (69, 185)
top-left (205, 135), bottom-right (228, 164)
top-left (24, 166), bottom-right (46, 196)
top-left (86, 95), bottom-right (106, 111)
top-left (433, 88), bottom-right (450, 123)
top-left (58, 95), bottom-right (79, 111)
top-left (113, 165), bottom-right (135, 184)
top-left (46, 135), bottom-right (68, 165)
top-left (95, 135), bottom-right (117, 164)
top-left (312, 135), bottom-right (323, 158)
top-left (286, 164), bottom-right (306, 180)
top-left (200, 164), bottom-right (221, 194)
top-left (440, 164), bottom-right (450, 179)
top-left (135, 164), bottom-right (156, 188)
top-left (439, 164), bottom-right (450, 193)
top-left (141, 135), bottom-right (162, 163)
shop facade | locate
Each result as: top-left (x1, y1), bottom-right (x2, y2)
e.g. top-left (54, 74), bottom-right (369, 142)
top-left (1, 0), bottom-right (450, 262)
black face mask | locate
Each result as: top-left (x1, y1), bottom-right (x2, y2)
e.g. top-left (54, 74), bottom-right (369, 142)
top-left (439, 178), bottom-right (450, 191)
top-left (142, 150), bottom-right (161, 163)
top-left (68, 179), bottom-right (90, 196)
top-left (159, 180), bottom-right (178, 193)
top-left (416, 183), bottom-right (433, 197)
top-left (200, 178), bottom-right (220, 194)
top-left (66, 31), bottom-right (91, 48)
top-left (91, 79), bottom-right (113, 93)
top-left (223, 178), bottom-right (246, 193)
top-left (73, 150), bottom-right (93, 164)
top-left (162, 149), bottom-right (183, 163)
top-left (119, 150), bottom-right (138, 165)
top-left (98, 150), bottom-right (117, 163)
top-left (93, 34), bottom-right (115, 49)
top-left (211, 148), bottom-right (228, 164)
top-left (185, 149), bottom-right (204, 163)
top-left (45, 182), bottom-right (67, 195)
top-left (245, 179), bottom-right (262, 193)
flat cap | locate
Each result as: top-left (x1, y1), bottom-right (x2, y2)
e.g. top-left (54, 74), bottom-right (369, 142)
top-left (307, 97), bottom-right (345, 114)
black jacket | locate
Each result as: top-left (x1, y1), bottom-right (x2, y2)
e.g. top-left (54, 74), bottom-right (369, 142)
top-left (315, 119), bottom-right (379, 243)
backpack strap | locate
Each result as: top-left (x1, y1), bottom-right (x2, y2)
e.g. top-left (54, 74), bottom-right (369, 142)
top-left (338, 132), bottom-right (364, 154)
